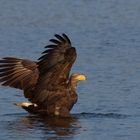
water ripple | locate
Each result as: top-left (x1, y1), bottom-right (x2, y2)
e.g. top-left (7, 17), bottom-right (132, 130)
top-left (72, 112), bottom-right (130, 119)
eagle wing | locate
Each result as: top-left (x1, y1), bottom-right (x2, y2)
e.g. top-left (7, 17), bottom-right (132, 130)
top-left (32, 34), bottom-right (77, 106)
top-left (0, 57), bottom-right (39, 90)
top-left (37, 33), bottom-right (77, 87)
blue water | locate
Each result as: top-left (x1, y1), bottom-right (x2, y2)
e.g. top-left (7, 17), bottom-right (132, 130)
top-left (0, 0), bottom-right (140, 140)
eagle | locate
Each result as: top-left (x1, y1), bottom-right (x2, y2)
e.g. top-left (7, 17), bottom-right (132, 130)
top-left (0, 34), bottom-right (86, 117)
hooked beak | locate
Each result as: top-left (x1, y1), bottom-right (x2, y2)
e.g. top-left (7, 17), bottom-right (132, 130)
top-left (75, 74), bottom-right (87, 81)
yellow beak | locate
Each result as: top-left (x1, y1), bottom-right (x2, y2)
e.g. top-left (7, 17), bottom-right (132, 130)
top-left (75, 74), bottom-right (86, 81)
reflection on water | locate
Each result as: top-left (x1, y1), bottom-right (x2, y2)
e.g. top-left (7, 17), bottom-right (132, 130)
top-left (1, 112), bottom-right (130, 140)
top-left (2, 113), bottom-right (82, 140)
top-left (21, 115), bottom-right (80, 136)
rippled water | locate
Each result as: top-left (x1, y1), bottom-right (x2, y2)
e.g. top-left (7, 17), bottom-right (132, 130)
top-left (0, 0), bottom-right (140, 140)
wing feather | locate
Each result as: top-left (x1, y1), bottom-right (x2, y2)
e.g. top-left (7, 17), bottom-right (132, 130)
top-left (38, 33), bottom-right (73, 75)
top-left (0, 57), bottom-right (39, 90)
top-left (32, 34), bottom-right (76, 106)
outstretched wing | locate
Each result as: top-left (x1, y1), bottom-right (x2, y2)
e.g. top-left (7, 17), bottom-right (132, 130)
top-left (0, 57), bottom-right (39, 90)
top-left (32, 34), bottom-right (76, 105)
top-left (37, 33), bottom-right (77, 86)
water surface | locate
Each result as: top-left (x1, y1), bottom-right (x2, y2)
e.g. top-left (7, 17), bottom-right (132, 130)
top-left (0, 0), bottom-right (140, 140)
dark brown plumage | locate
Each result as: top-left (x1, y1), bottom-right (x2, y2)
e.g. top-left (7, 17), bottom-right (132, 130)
top-left (0, 34), bottom-right (86, 117)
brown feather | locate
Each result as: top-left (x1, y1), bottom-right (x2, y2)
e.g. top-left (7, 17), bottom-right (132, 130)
top-left (0, 58), bottom-right (39, 90)
top-left (0, 34), bottom-right (80, 117)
